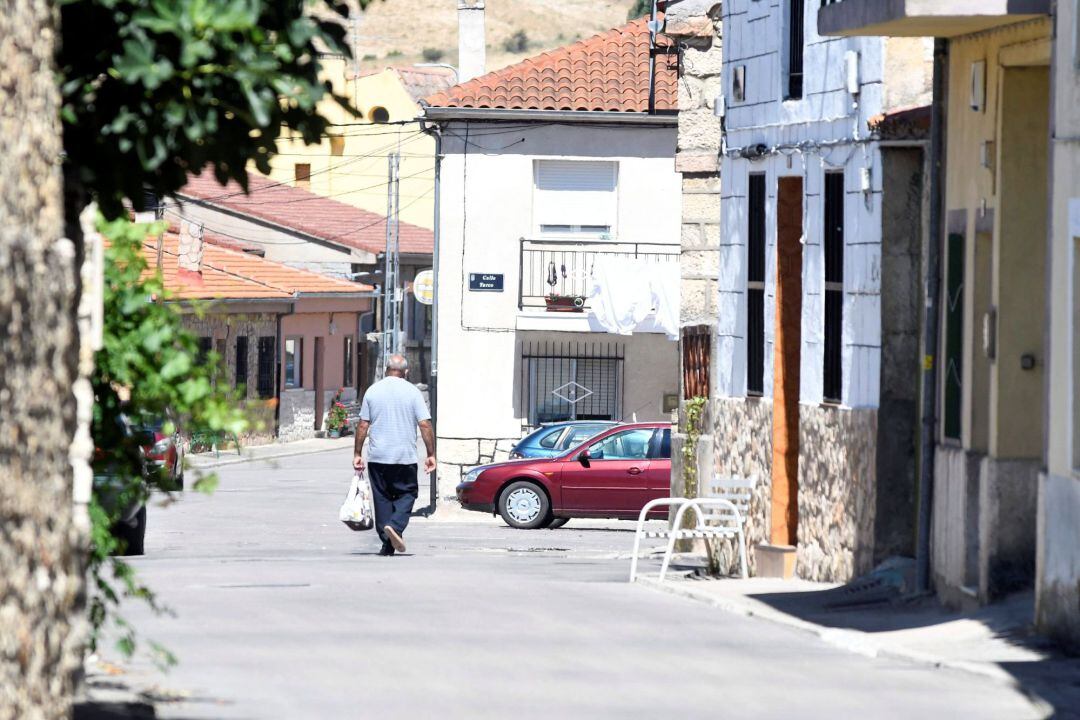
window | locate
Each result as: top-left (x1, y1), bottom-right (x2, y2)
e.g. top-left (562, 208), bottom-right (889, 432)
top-left (943, 233), bottom-right (965, 440)
top-left (563, 425), bottom-right (608, 450)
top-left (294, 163), bottom-right (311, 190)
top-left (235, 336), bottom-right (249, 392)
top-left (522, 341), bottom-right (623, 426)
top-left (256, 336), bottom-right (276, 398)
top-left (785, 0), bottom-right (806, 100)
top-left (589, 428), bottom-right (655, 461)
top-left (747, 174), bottom-right (767, 396)
top-left (197, 336), bottom-right (212, 366)
top-left (732, 65), bottom-right (746, 103)
top-left (682, 325), bottom-right (711, 400)
top-left (343, 335), bottom-right (354, 388)
top-left (538, 428), bottom-right (564, 449)
top-left (369, 106), bottom-right (390, 123)
top-left (823, 172), bottom-right (844, 403)
top-left (533, 160), bottom-right (617, 237)
top-left (284, 337), bottom-right (303, 389)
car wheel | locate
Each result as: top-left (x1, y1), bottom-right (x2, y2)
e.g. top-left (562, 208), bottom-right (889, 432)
top-left (547, 517), bottom-right (570, 529)
top-left (118, 506), bottom-right (147, 556)
top-left (498, 481), bottom-right (551, 530)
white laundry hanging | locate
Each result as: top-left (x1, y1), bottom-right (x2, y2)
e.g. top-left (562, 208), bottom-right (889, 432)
top-left (588, 256), bottom-right (680, 340)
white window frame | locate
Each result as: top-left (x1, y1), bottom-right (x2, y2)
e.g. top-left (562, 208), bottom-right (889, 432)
top-left (532, 159), bottom-right (618, 239)
top-left (284, 336), bottom-right (303, 389)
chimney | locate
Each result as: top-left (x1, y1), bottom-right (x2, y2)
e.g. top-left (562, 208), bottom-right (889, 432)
top-left (457, 1), bottom-right (486, 83)
top-left (177, 220), bottom-right (204, 273)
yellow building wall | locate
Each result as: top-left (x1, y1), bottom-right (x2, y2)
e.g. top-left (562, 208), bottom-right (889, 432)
top-left (259, 58), bottom-right (437, 230)
top-left (943, 18), bottom-right (1051, 458)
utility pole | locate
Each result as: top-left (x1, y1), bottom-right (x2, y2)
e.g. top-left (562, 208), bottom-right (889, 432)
top-left (378, 152), bottom-right (402, 378)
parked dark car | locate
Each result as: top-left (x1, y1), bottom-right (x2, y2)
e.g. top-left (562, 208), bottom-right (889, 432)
top-left (509, 420), bottom-right (618, 459)
top-left (457, 422), bottom-right (672, 529)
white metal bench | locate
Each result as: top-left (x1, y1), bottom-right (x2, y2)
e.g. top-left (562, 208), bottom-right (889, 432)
top-left (629, 474), bottom-right (757, 583)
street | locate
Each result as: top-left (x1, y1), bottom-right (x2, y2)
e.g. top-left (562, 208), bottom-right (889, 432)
top-left (107, 449), bottom-right (1044, 719)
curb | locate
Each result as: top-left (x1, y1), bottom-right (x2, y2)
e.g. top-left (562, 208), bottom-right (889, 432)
top-left (636, 577), bottom-right (1055, 717)
top-left (188, 442), bottom-right (351, 470)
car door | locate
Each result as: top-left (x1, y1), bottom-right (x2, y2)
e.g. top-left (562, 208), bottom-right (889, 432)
top-left (559, 427), bottom-right (655, 516)
top-left (643, 428), bottom-right (672, 518)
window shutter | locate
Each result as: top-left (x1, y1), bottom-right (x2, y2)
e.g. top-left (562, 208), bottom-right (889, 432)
top-left (534, 160), bottom-right (617, 230)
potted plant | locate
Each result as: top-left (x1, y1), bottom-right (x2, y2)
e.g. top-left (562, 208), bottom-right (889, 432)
top-left (543, 261), bottom-right (585, 313)
top-left (326, 388), bottom-right (348, 438)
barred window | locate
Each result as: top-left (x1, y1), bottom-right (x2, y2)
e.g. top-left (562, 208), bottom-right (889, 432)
top-left (785, 0), bottom-right (806, 100)
top-left (747, 173), bottom-right (767, 396)
top-left (256, 336), bottom-right (276, 399)
top-left (235, 336), bottom-right (249, 394)
top-left (521, 341), bottom-right (623, 427)
top-left (823, 171), bottom-right (845, 403)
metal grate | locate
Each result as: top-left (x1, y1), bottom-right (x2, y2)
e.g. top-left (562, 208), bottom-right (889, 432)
top-left (787, 0), bottom-right (805, 100)
top-left (682, 325), bottom-right (711, 400)
top-left (521, 341), bottom-right (624, 427)
top-left (747, 174), bottom-right (767, 396)
top-left (235, 336), bottom-right (249, 394)
top-left (823, 172), bottom-right (844, 403)
top-left (256, 336), bottom-right (276, 399)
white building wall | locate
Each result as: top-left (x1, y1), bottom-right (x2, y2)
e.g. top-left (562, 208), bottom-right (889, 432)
top-left (719, 0), bottom-right (888, 408)
top-left (435, 121), bottom-right (681, 488)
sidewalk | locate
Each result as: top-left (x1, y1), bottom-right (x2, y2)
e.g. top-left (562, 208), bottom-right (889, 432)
top-left (186, 435), bottom-right (355, 470)
top-left (637, 573), bottom-right (1080, 717)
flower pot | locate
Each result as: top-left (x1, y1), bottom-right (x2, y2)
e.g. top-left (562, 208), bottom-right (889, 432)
top-left (545, 295), bottom-right (585, 313)
top-left (328, 428), bottom-right (341, 439)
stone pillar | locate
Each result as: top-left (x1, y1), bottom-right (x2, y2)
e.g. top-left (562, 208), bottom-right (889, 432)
top-left (665, 1), bottom-right (723, 501)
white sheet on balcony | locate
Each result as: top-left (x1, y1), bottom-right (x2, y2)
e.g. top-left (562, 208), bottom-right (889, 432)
top-left (588, 257), bottom-right (679, 340)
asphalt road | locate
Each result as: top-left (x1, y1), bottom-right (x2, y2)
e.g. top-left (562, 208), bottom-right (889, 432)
top-left (108, 449), bottom-right (1044, 719)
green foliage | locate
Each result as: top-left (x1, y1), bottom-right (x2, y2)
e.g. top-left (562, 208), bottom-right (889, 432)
top-left (58, 0), bottom-right (372, 219)
top-left (627, 0), bottom-right (653, 20)
top-left (502, 30), bottom-right (530, 54)
top-left (421, 47), bottom-right (445, 63)
top-left (87, 214), bottom-right (250, 661)
top-left (326, 388), bottom-right (348, 431)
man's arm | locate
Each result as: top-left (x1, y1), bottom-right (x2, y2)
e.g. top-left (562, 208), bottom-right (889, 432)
top-left (352, 420), bottom-right (370, 471)
top-left (418, 419), bottom-right (436, 474)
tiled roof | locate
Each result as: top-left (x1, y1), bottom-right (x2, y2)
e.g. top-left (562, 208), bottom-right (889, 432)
top-left (140, 232), bottom-right (371, 301)
top-left (391, 66), bottom-right (458, 103)
top-left (423, 18), bottom-right (677, 113)
top-left (179, 173), bottom-right (434, 257)
top-left (869, 105), bottom-right (932, 140)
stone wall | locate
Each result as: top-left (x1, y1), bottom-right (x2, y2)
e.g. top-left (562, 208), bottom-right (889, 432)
top-left (797, 406), bottom-right (878, 582)
top-left (437, 436), bottom-right (520, 500)
top-left (0, 1), bottom-right (85, 716)
top-left (279, 389), bottom-right (317, 442)
top-left (711, 397), bottom-right (773, 575)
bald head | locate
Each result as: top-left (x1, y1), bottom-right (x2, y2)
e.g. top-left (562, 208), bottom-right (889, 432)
top-left (386, 354), bottom-right (409, 377)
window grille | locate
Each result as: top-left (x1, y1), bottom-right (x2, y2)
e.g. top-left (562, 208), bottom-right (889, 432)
top-left (786, 0), bottom-right (806, 100)
top-left (943, 233), bottom-right (965, 440)
top-left (257, 336), bottom-right (276, 399)
top-left (823, 172), bottom-right (844, 403)
top-left (235, 336), bottom-right (249, 393)
top-left (682, 326), bottom-right (711, 400)
top-left (343, 335), bottom-right (354, 388)
top-left (747, 174), bottom-right (767, 396)
top-left (521, 341), bottom-right (624, 427)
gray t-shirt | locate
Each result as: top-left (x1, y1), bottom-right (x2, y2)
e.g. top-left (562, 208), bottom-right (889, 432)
top-left (360, 376), bottom-right (431, 465)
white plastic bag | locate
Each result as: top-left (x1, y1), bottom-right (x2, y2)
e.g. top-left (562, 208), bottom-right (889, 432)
top-left (339, 472), bottom-right (375, 531)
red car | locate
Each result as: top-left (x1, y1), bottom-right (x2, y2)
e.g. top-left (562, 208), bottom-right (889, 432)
top-left (457, 422), bottom-right (672, 529)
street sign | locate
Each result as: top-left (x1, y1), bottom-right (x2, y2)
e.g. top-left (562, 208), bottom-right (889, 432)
top-left (469, 273), bottom-right (504, 292)
top-left (413, 269), bottom-right (434, 305)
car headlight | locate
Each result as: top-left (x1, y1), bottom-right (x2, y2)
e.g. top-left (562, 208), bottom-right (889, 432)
top-left (463, 468), bottom-right (484, 484)
top-left (151, 438), bottom-right (172, 455)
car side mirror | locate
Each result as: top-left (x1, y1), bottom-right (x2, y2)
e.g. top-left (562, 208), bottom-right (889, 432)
top-left (577, 449), bottom-right (591, 466)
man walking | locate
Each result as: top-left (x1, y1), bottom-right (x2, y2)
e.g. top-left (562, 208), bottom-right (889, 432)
top-left (352, 355), bottom-right (436, 556)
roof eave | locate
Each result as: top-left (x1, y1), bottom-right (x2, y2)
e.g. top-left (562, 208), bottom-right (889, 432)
top-left (421, 107), bottom-right (678, 125)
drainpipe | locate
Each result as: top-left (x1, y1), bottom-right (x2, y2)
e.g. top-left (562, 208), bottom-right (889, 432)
top-left (418, 115), bottom-right (442, 517)
top-left (647, 0), bottom-right (659, 114)
top-left (916, 38), bottom-right (949, 593)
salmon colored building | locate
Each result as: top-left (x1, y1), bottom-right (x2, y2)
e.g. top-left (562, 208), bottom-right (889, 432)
top-left (144, 225), bottom-right (373, 442)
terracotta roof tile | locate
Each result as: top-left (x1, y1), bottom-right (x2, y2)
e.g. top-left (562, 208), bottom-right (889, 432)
top-left (424, 18), bottom-right (677, 114)
top-left (179, 173), bottom-right (434, 257)
top-left (139, 232), bottom-right (372, 301)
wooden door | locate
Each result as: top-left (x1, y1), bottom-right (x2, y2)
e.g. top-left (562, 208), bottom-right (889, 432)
top-left (313, 337), bottom-right (324, 431)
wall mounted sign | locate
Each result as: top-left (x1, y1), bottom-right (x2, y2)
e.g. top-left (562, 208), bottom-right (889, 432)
top-left (469, 273), bottom-right (504, 292)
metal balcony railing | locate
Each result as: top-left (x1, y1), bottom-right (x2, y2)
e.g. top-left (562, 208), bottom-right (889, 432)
top-left (518, 237), bottom-right (679, 311)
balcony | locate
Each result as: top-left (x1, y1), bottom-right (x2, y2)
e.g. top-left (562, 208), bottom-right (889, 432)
top-left (518, 237), bottom-right (679, 311)
top-left (818, 0), bottom-right (1050, 38)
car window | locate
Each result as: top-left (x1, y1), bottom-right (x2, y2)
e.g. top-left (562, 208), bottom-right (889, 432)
top-left (650, 428), bottom-right (671, 459)
top-left (538, 428), bottom-right (565, 449)
top-left (590, 428), bottom-right (654, 461)
top-left (563, 425), bottom-right (608, 449)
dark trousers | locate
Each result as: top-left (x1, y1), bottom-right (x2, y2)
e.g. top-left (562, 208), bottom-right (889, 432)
top-left (367, 462), bottom-right (418, 542)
